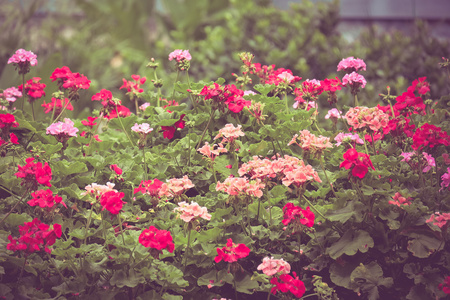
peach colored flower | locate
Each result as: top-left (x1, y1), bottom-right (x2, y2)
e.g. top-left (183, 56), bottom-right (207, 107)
top-left (388, 192), bottom-right (412, 207)
top-left (198, 142), bottom-right (228, 161)
top-left (159, 175), bottom-right (194, 198)
top-left (288, 130), bottom-right (332, 156)
top-left (214, 124), bottom-right (245, 144)
top-left (173, 201), bottom-right (211, 222)
top-left (345, 106), bottom-right (389, 132)
top-left (216, 176), bottom-right (265, 198)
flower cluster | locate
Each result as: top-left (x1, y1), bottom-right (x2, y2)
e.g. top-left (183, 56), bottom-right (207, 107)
top-left (288, 129), bottom-right (333, 157)
top-left (325, 108), bottom-right (342, 121)
top-left (82, 182), bottom-right (117, 201)
top-left (1, 87), bottom-right (22, 103)
top-left (214, 123), bottom-right (245, 146)
top-left (257, 257), bottom-right (291, 276)
top-left (214, 238), bottom-right (250, 263)
top-left (18, 77), bottom-right (46, 103)
top-left (245, 100), bottom-right (266, 124)
top-left (411, 123), bottom-right (450, 151)
top-left (426, 212), bottom-right (450, 228)
top-left (339, 148), bottom-right (375, 179)
top-left (7, 218), bottom-right (62, 254)
top-left (270, 272), bottom-right (306, 298)
top-left (134, 179), bottom-right (164, 198)
top-left (160, 114), bottom-right (185, 139)
top-left (110, 164), bottom-right (122, 176)
top-left (345, 106), bottom-right (390, 133)
top-left (441, 167), bottom-right (450, 191)
top-left (7, 49), bottom-right (37, 74)
top-left (337, 56), bottom-right (366, 72)
top-left (216, 176), bottom-right (265, 199)
top-left (46, 118), bottom-right (79, 143)
top-left (342, 72), bottom-right (366, 95)
top-left (334, 132), bottom-right (364, 147)
top-left (0, 113), bottom-right (19, 136)
top-left (388, 192), bottom-right (411, 207)
top-left (139, 226), bottom-right (175, 258)
top-left (15, 157), bottom-right (52, 190)
top-left (320, 77), bottom-right (342, 105)
top-left (282, 202), bottom-right (315, 232)
top-left (168, 49), bottom-right (191, 71)
top-left (100, 190), bottom-right (125, 215)
top-left (120, 74), bottom-right (146, 94)
top-left (159, 175), bottom-right (195, 199)
top-left (91, 89), bottom-right (131, 119)
top-left (439, 276), bottom-right (450, 294)
top-left (28, 189), bottom-right (66, 209)
top-left (198, 142), bottom-right (228, 162)
top-left (200, 83), bottom-right (251, 113)
top-left (50, 66), bottom-right (91, 93)
top-left (293, 79), bottom-right (323, 109)
top-left (41, 98), bottom-right (73, 115)
top-left (173, 201), bottom-right (211, 223)
top-left (132, 122), bottom-right (153, 147)
top-left (251, 63), bottom-right (301, 86)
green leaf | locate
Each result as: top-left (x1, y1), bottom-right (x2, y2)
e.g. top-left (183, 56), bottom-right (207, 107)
top-left (326, 201), bottom-right (365, 224)
top-left (326, 230), bottom-right (374, 259)
top-left (406, 233), bottom-right (444, 258)
top-left (4, 213), bottom-right (31, 227)
top-left (350, 262), bottom-right (393, 300)
top-left (53, 160), bottom-right (88, 176)
top-left (253, 84), bottom-right (276, 96)
top-left (162, 294), bottom-right (183, 300)
top-left (236, 274), bottom-right (260, 294)
top-left (248, 140), bottom-right (269, 156)
top-left (110, 269), bottom-right (144, 288)
top-left (330, 260), bottom-right (360, 289)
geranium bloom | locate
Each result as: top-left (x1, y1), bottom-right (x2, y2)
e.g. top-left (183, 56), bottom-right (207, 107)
top-left (325, 108), bottom-right (342, 120)
top-left (257, 257), bottom-right (291, 276)
top-left (50, 66), bottom-right (90, 92)
top-left (131, 123), bottom-right (153, 134)
top-left (388, 192), bottom-right (411, 207)
top-left (18, 77), bottom-right (46, 103)
top-left (160, 114), bottom-right (185, 139)
top-left (15, 157), bottom-right (52, 189)
top-left (250, 63), bottom-right (301, 86)
top-left (173, 201), bottom-right (211, 222)
top-left (408, 77), bottom-right (430, 95)
top-left (1, 87), bottom-right (22, 102)
top-left (134, 179), bottom-right (164, 197)
top-left (339, 148), bottom-right (375, 179)
top-left (81, 116), bottom-right (98, 129)
top-left (7, 218), bottom-right (61, 254)
top-left (439, 276), bottom-right (450, 294)
top-left (28, 189), bottom-right (66, 209)
top-left (411, 123), bottom-right (450, 151)
top-left (394, 90), bottom-right (426, 116)
top-left (334, 133), bottom-right (364, 147)
top-left (342, 72), bottom-right (366, 95)
top-left (345, 106), bottom-right (390, 133)
top-left (199, 83), bottom-right (251, 113)
top-left (282, 202), bottom-right (315, 230)
top-left (41, 98), bottom-right (73, 115)
top-left (0, 114), bottom-right (19, 134)
top-left (288, 130), bottom-right (332, 157)
top-left (216, 176), bottom-right (265, 198)
top-left (426, 212), bottom-right (450, 228)
top-left (110, 164), bottom-right (122, 175)
top-left (104, 105), bottom-right (131, 119)
top-left (99, 190), bottom-right (125, 215)
top-left (214, 238), bottom-right (250, 263)
top-left (159, 175), bottom-right (194, 198)
top-left (82, 182), bottom-right (117, 200)
top-left (293, 79), bottom-right (323, 108)
top-left (139, 102), bottom-right (151, 111)
top-left (400, 152), bottom-right (415, 162)
top-left (120, 74), bottom-right (146, 94)
top-left (441, 167), bottom-right (450, 191)
top-left (321, 77), bottom-right (342, 104)
top-left (337, 57), bottom-right (366, 72)
top-left (214, 124), bottom-right (245, 144)
top-left (422, 152), bottom-right (435, 173)
top-left (139, 226), bottom-right (175, 256)
top-left (7, 49), bottom-right (37, 74)
top-left (198, 142), bottom-right (228, 161)
top-left (270, 272), bottom-right (306, 298)
top-left (46, 118), bottom-right (79, 143)
top-left (168, 49), bottom-right (191, 62)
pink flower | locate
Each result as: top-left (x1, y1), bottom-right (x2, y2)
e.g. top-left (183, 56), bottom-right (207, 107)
top-left (215, 238), bottom-right (250, 263)
top-left (337, 57), bottom-right (366, 72)
top-left (441, 167), bottom-right (450, 191)
top-left (1, 87), bottom-right (22, 102)
top-left (342, 72), bottom-right (367, 95)
top-left (426, 212), bottom-right (450, 228)
top-left (120, 75), bottom-right (146, 94)
top-left (214, 124), bottom-right (245, 144)
top-left (277, 71), bottom-right (296, 83)
top-left (159, 175), bottom-right (195, 198)
top-left (216, 176), bottom-right (265, 198)
top-left (288, 130), bottom-right (332, 157)
top-left (198, 142), bottom-right (228, 161)
top-left (46, 118), bottom-right (79, 142)
top-left (139, 102), bottom-right (151, 111)
top-left (325, 108), bottom-right (342, 120)
top-left (400, 152), bottom-right (415, 162)
top-left (345, 106), bottom-right (389, 133)
top-left (8, 49), bottom-right (38, 66)
top-left (257, 257), bottom-right (291, 276)
top-left (422, 152), bottom-right (435, 173)
top-left (131, 123), bottom-right (153, 134)
top-left (168, 49), bottom-right (192, 62)
top-left (388, 192), bottom-right (411, 207)
top-left (110, 164), bottom-right (122, 175)
top-left (173, 201), bottom-right (211, 222)
top-left (334, 133), bottom-right (364, 147)
top-left (81, 182), bottom-right (117, 200)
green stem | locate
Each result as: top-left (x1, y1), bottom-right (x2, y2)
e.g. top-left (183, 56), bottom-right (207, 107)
top-left (52, 95), bottom-right (74, 123)
top-left (135, 97), bottom-right (139, 116)
top-left (154, 69), bottom-right (161, 108)
top-left (21, 74), bottom-right (25, 111)
top-left (196, 109), bottom-right (215, 150)
top-left (297, 233), bottom-right (302, 255)
top-left (83, 207), bottom-right (94, 245)
top-left (31, 101), bottom-right (35, 121)
top-left (188, 127), bottom-right (191, 167)
top-left (186, 71), bottom-right (197, 111)
top-left (132, 252), bottom-right (152, 269)
top-left (184, 228), bottom-right (191, 268)
top-left (0, 187), bottom-right (30, 226)
top-left (115, 106), bottom-right (135, 147)
top-left (142, 147), bottom-right (148, 181)
top-left (211, 162), bottom-right (218, 184)
top-left (246, 204), bottom-right (252, 236)
top-left (302, 195), bottom-right (343, 234)
top-left (319, 156), bottom-right (337, 198)
top-left (354, 94), bottom-right (359, 107)
top-left (284, 91), bottom-right (289, 114)
top-left (171, 70), bottom-right (180, 101)
top-left (256, 198), bottom-right (261, 222)
top-left (301, 293), bottom-right (320, 299)
top-left (370, 131), bottom-right (377, 155)
top-left (117, 214), bottom-right (125, 246)
top-left (47, 253), bottom-right (67, 284)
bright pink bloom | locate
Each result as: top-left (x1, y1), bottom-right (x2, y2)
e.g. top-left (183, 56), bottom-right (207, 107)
top-left (342, 72), bottom-right (366, 95)
top-left (131, 123), bottom-right (153, 134)
top-left (173, 201), bottom-right (211, 222)
top-left (41, 98), bottom-right (73, 115)
top-left (50, 66), bottom-right (90, 92)
top-left (46, 118), bottom-right (79, 141)
top-left (334, 133), bottom-right (364, 147)
top-left (339, 148), bottom-right (375, 179)
top-left (198, 142), bottom-right (228, 161)
top-left (134, 179), bottom-right (164, 197)
top-left (100, 190), bottom-right (125, 215)
top-left (337, 57), bottom-right (366, 72)
top-left (270, 272), bottom-right (306, 298)
top-left (257, 257), bottom-right (291, 276)
top-left (104, 105), bottom-right (131, 119)
top-left (251, 64), bottom-right (301, 86)
top-left (325, 108), bottom-right (342, 120)
top-left (214, 238), bottom-right (250, 263)
top-left (282, 202), bottom-right (315, 229)
top-left (411, 123), bottom-right (450, 151)
top-left (441, 167), bottom-right (450, 191)
top-left (160, 114), bottom-right (185, 139)
top-left (200, 83), bottom-right (251, 113)
top-left (0, 113), bottom-right (19, 132)
top-left (81, 116), bottom-right (98, 129)
top-left (15, 157), bottom-right (52, 189)
top-left (388, 192), bottom-right (411, 207)
top-left (439, 276), bottom-right (450, 294)
top-left (139, 226), bottom-right (175, 256)
top-left (422, 152), bottom-right (435, 173)
top-left (110, 164), bottom-right (122, 175)
top-left (28, 189), bottom-right (66, 209)
top-left (293, 79), bottom-right (323, 108)
top-left (18, 77), bottom-right (46, 103)
top-left (8, 49), bottom-right (37, 74)
top-left (120, 75), bottom-right (146, 94)
top-left (9, 133), bottom-right (19, 144)
top-left (1, 87), bottom-right (22, 102)
top-left (81, 182), bottom-right (117, 200)
top-left (168, 49), bottom-right (192, 62)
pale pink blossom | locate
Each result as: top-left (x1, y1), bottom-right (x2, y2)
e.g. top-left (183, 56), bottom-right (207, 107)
top-left (8, 49), bottom-right (38, 66)
top-left (139, 102), bottom-right (151, 111)
top-left (198, 142), bottom-right (227, 161)
top-left (277, 71), bottom-right (295, 83)
top-left (159, 175), bottom-right (194, 198)
top-left (325, 108), bottom-right (342, 120)
top-left (400, 152), bottom-right (415, 162)
top-left (173, 201), bottom-right (211, 222)
top-left (81, 182), bottom-right (117, 199)
top-left (288, 130), bottom-right (333, 155)
top-left (257, 257), bottom-right (291, 276)
top-left (1, 87), bottom-right (22, 102)
top-left (46, 118), bottom-right (79, 138)
top-left (214, 124), bottom-right (245, 144)
top-left (422, 152), bottom-right (435, 173)
top-left (131, 123), bottom-right (153, 134)
top-left (337, 57), bottom-right (366, 72)
top-left (342, 72), bottom-right (367, 88)
top-left (244, 90), bottom-right (256, 96)
top-left (168, 49), bottom-right (191, 62)
top-left (426, 212), bottom-right (450, 228)
top-left (334, 133), bottom-right (364, 147)
top-left (441, 167), bottom-right (450, 191)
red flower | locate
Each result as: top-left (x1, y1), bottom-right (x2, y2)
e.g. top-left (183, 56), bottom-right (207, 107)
top-left (7, 218), bottom-right (62, 254)
top-left (110, 164), bottom-right (122, 175)
top-left (103, 105), bottom-right (131, 119)
top-left (120, 75), bottom-right (146, 94)
top-left (439, 276), bottom-right (450, 294)
top-left (18, 77), bottom-right (46, 103)
top-left (27, 189), bottom-right (66, 209)
top-left (50, 66), bottom-right (90, 92)
top-left (0, 113), bottom-right (19, 130)
top-left (282, 202), bottom-right (315, 229)
top-left (214, 238), bottom-right (250, 263)
top-left (412, 123), bottom-right (450, 151)
top-left (9, 133), bottom-right (19, 144)
top-left (100, 190), bottom-right (125, 214)
top-left (160, 114), bottom-right (186, 139)
top-left (81, 116), bottom-right (98, 129)
top-left (139, 226), bottom-right (175, 256)
top-left (134, 179), bottom-right (163, 197)
top-left (270, 272), bottom-right (306, 298)
top-left (41, 98), bottom-right (73, 114)
top-left (339, 148), bottom-right (375, 179)
top-left (15, 157), bottom-right (52, 190)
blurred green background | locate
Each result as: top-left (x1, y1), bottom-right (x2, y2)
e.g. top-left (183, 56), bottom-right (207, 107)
top-left (0, 0), bottom-right (449, 117)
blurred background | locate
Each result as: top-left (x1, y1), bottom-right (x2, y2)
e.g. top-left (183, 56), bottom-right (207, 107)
top-left (0, 0), bottom-right (449, 117)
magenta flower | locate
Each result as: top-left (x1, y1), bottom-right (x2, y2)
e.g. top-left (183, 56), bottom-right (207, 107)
top-left (441, 167), bottom-right (450, 191)
top-left (325, 108), bottom-right (342, 120)
top-left (168, 49), bottom-right (191, 62)
top-left (422, 152), bottom-right (435, 173)
top-left (337, 56), bottom-right (366, 72)
top-left (342, 72), bottom-right (367, 95)
top-left (334, 133), bottom-right (364, 147)
top-left (8, 49), bottom-right (38, 74)
top-left (1, 87), bottom-right (22, 103)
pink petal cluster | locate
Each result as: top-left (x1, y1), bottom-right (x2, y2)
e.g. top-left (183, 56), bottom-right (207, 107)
top-left (422, 152), bottom-right (436, 173)
top-left (159, 175), bottom-right (195, 198)
top-left (400, 152), bottom-right (415, 162)
top-left (337, 57), bottom-right (366, 72)
top-left (345, 106), bottom-right (390, 132)
top-left (441, 167), bottom-right (450, 191)
top-left (1, 87), bottom-right (22, 102)
top-left (216, 176), bottom-right (265, 198)
top-left (139, 102), bottom-right (151, 111)
top-left (257, 257), bottom-right (291, 276)
top-left (342, 72), bottom-right (367, 88)
top-left (214, 123), bottom-right (245, 144)
top-left (131, 123), bottom-right (153, 134)
top-left (277, 71), bottom-right (296, 83)
top-left (388, 192), bottom-right (411, 207)
top-left (173, 201), bottom-right (211, 222)
top-left (426, 212), bottom-right (450, 228)
top-left (198, 142), bottom-right (228, 161)
top-left (288, 130), bottom-right (333, 154)
top-left (46, 118), bottom-right (79, 138)
top-left (334, 133), bottom-right (364, 147)
top-left (325, 108), bottom-right (342, 120)
top-left (81, 182), bottom-right (117, 200)
top-left (293, 79), bottom-right (323, 108)
top-left (8, 49), bottom-right (38, 66)
top-left (168, 49), bottom-right (192, 62)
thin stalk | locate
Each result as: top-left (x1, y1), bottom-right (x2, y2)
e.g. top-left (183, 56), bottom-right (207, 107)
top-left (354, 94), bottom-right (359, 106)
top-left (47, 253), bottom-right (68, 284)
top-left (132, 252), bottom-right (152, 269)
top-left (297, 233), bottom-right (302, 255)
top-left (188, 127), bottom-right (191, 167)
top-left (52, 96), bottom-right (74, 123)
top-left (267, 289), bottom-right (271, 300)
top-left (211, 162), bottom-right (218, 184)
top-left (83, 207), bottom-right (94, 245)
top-left (117, 214), bottom-right (125, 246)
top-left (233, 275), bottom-right (239, 300)
top-left (196, 109), bottom-right (215, 150)
top-left (370, 131), bottom-right (377, 155)
top-left (184, 228), bottom-right (191, 268)
top-left (0, 187), bottom-right (30, 226)
top-left (302, 195), bottom-right (343, 234)
top-left (171, 70), bottom-right (180, 101)
top-left (284, 91), bottom-right (289, 114)
top-left (135, 97), bottom-right (139, 116)
top-left (21, 74), bottom-right (25, 111)
top-left (246, 204), bottom-right (252, 236)
top-left (320, 156), bottom-right (337, 198)
top-left (142, 147), bottom-right (148, 181)
top-left (301, 293), bottom-right (320, 299)
top-left (115, 106), bottom-right (134, 147)
top-left (31, 101), bottom-right (35, 121)
top-left (186, 71), bottom-right (197, 111)
top-left (256, 198), bottom-right (261, 222)
top-left (18, 256), bottom-right (27, 284)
